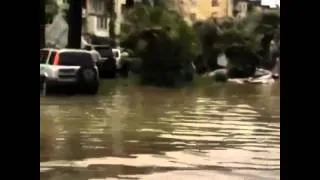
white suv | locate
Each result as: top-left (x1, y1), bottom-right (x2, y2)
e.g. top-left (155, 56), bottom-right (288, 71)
top-left (40, 48), bottom-right (100, 94)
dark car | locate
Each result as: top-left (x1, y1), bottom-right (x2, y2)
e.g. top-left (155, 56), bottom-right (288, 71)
top-left (84, 44), bottom-right (117, 78)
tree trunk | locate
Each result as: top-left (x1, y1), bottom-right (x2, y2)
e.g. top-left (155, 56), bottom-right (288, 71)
top-left (67, 0), bottom-right (83, 48)
top-left (40, 0), bottom-right (46, 49)
top-left (107, 0), bottom-right (116, 39)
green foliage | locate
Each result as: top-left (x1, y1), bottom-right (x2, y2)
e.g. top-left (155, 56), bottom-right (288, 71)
top-left (121, 3), bottom-right (280, 83)
top-left (121, 4), bottom-right (200, 87)
top-left (194, 9), bottom-right (280, 75)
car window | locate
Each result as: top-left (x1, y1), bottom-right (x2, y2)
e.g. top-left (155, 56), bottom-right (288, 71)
top-left (94, 46), bottom-right (113, 58)
top-left (59, 52), bottom-right (94, 66)
top-left (40, 50), bottom-right (49, 64)
top-left (48, 51), bottom-right (57, 65)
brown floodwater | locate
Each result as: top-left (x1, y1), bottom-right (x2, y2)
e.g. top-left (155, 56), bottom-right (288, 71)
top-left (40, 81), bottom-right (280, 180)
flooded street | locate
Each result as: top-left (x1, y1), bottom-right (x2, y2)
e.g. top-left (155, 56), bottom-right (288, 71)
top-left (40, 81), bottom-right (280, 180)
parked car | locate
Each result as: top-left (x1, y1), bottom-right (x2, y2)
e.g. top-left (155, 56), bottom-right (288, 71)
top-left (84, 44), bottom-right (131, 78)
top-left (84, 44), bottom-right (117, 78)
top-left (40, 48), bottom-right (100, 94)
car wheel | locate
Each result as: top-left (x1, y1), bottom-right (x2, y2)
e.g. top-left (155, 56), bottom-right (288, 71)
top-left (119, 61), bottom-right (130, 78)
top-left (99, 58), bottom-right (117, 79)
top-left (77, 67), bottom-right (99, 95)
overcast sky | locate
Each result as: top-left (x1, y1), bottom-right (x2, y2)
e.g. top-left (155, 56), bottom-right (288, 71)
top-left (261, 0), bottom-right (280, 8)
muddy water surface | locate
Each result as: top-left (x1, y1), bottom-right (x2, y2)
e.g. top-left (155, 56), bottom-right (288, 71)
top-left (40, 82), bottom-right (280, 180)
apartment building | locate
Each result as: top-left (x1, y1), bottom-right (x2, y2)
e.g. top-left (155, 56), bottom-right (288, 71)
top-left (84, 0), bottom-right (141, 38)
top-left (85, 0), bottom-right (111, 37)
top-left (176, 0), bottom-right (274, 23)
top-left (177, 0), bottom-right (234, 23)
top-left (45, 0), bottom-right (136, 47)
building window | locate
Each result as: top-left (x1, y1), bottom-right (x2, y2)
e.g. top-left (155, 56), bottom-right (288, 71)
top-left (211, 0), bottom-right (219, 7)
top-left (190, 0), bottom-right (197, 5)
top-left (92, 0), bottom-right (105, 13)
top-left (97, 17), bottom-right (108, 30)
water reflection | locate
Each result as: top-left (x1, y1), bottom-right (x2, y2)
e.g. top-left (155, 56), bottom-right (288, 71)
top-left (40, 82), bottom-right (279, 179)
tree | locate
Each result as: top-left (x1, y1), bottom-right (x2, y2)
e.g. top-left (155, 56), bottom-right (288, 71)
top-left (121, 4), bottom-right (200, 87)
top-left (45, 0), bottom-right (59, 24)
top-left (40, 0), bottom-right (46, 49)
top-left (193, 9), bottom-right (280, 76)
top-left (106, 0), bottom-right (116, 39)
top-left (67, 0), bottom-right (83, 48)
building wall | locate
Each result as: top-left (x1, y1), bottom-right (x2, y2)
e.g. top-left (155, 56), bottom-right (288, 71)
top-left (85, 0), bottom-right (126, 37)
top-left (177, 0), bottom-right (233, 23)
top-left (85, 0), bottom-right (108, 37)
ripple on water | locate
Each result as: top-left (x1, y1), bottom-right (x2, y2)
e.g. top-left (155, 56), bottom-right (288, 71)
top-left (40, 85), bottom-right (280, 179)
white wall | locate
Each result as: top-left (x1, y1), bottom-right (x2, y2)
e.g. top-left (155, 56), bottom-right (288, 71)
top-left (86, 15), bottom-right (110, 37)
top-left (85, 0), bottom-right (126, 38)
top-left (85, 0), bottom-right (109, 37)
